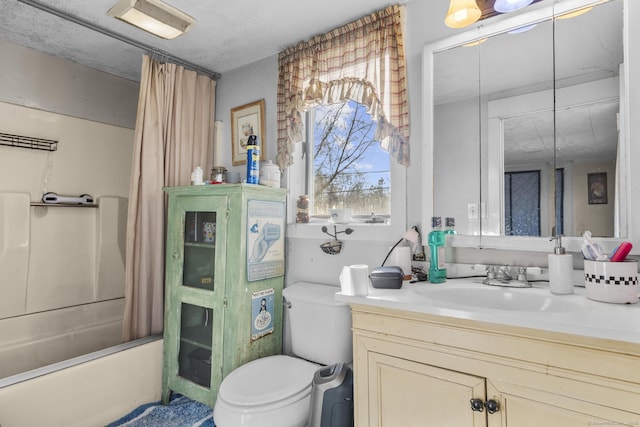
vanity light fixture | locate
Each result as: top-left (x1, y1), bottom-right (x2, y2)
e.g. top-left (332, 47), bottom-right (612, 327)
top-left (107, 0), bottom-right (195, 40)
top-left (493, 0), bottom-right (535, 13)
top-left (444, 0), bottom-right (482, 28)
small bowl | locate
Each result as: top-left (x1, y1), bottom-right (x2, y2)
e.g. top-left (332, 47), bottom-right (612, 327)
top-left (329, 208), bottom-right (352, 224)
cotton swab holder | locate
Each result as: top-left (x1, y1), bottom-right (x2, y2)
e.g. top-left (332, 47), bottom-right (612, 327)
top-left (584, 260), bottom-right (639, 304)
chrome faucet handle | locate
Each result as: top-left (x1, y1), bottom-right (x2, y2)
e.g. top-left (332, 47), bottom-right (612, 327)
top-left (498, 265), bottom-right (512, 281)
top-left (518, 267), bottom-right (527, 282)
top-left (517, 266), bottom-right (527, 282)
top-left (486, 265), bottom-right (496, 280)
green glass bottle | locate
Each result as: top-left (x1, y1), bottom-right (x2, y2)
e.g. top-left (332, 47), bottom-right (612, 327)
top-left (428, 216), bottom-right (447, 283)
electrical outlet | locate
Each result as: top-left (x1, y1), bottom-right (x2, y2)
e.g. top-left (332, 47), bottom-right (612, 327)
top-left (467, 203), bottom-right (479, 219)
top-left (413, 252), bottom-right (426, 262)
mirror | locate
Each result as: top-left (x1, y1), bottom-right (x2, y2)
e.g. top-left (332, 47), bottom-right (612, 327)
top-left (425, 0), bottom-right (625, 249)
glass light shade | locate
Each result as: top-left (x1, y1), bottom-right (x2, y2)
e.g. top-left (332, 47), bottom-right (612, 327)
top-left (507, 23), bottom-right (538, 34)
top-left (463, 38), bottom-right (488, 47)
top-left (494, 0), bottom-right (535, 13)
top-left (556, 6), bottom-right (593, 19)
top-left (445, 0), bottom-right (481, 28)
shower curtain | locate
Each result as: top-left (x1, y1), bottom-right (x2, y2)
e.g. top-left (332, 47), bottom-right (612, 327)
top-left (122, 55), bottom-right (216, 341)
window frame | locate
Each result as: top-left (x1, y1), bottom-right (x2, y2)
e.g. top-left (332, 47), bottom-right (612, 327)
top-left (286, 108), bottom-right (407, 242)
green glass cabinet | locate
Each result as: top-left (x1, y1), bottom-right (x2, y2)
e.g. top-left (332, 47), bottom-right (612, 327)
top-left (161, 184), bottom-right (287, 407)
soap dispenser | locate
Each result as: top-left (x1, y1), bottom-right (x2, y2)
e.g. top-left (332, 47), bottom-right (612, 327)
top-left (548, 235), bottom-right (573, 294)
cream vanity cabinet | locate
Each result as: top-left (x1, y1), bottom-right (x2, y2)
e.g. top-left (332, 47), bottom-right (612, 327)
top-left (352, 304), bottom-right (640, 426)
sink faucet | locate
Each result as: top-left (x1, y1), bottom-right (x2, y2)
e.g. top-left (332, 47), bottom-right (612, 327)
top-left (496, 265), bottom-right (512, 282)
top-left (482, 265), bottom-right (532, 288)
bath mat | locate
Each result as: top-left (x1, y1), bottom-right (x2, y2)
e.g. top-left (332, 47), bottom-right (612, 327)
top-left (106, 394), bottom-right (215, 427)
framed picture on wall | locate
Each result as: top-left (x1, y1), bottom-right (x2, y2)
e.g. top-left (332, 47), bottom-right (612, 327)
top-left (231, 99), bottom-right (266, 165)
top-left (588, 172), bottom-right (607, 205)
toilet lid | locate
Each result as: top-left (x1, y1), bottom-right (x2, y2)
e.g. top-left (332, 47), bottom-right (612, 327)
top-left (219, 355), bottom-right (318, 406)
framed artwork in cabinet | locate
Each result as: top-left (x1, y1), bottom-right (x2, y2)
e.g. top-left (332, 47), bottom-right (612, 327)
top-left (246, 199), bottom-right (285, 281)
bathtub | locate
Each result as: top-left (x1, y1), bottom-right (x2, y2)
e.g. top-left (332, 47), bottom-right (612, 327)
top-left (0, 335), bottom-right (163, 427)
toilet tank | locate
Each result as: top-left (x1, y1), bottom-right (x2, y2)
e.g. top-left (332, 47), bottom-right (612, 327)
top-left (283, 282), bottom-right (352, 365)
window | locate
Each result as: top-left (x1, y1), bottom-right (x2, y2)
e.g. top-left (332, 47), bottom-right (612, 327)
top-left (504, 168), bottom-right (565, 236)
top-left (505, 170), bottom-right (541, 236)
top-left (278, 5), bottom-right (409, 239)
top-left (308, 100), bottom-right (391, 219)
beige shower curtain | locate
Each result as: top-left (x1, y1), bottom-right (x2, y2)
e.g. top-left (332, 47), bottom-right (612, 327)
top-left (122, 55), bottom-right (216, 341)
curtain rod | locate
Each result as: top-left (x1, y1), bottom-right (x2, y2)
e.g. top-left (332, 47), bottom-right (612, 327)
top-left (17, 0), bottom-right (221, 80)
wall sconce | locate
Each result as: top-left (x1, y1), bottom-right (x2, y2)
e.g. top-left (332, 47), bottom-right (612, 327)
top-left (107, 0), bottom-right (195, 40)
top-left (493, 0), bottom-right (535, 13)
top-left (445, 0), bottom-right (481, 28)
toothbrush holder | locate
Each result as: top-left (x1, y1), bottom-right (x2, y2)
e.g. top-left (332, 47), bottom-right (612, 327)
top-left (584, 260), bottom-right (639, 304)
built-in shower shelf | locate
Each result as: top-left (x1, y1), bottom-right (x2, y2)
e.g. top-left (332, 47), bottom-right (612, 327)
top-left (30, 202), bottom-right (98, 208)
top-left (0, 132), bottom-right (58, 151)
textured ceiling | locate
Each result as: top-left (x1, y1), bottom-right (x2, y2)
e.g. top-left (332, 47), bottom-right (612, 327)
top-left (0, 0), bottom-right (400, 81)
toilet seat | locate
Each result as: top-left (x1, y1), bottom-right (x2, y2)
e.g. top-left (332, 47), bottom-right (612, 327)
top-left (218, 355), bottom-right (319, 407)
top-left (214, 355), bottom-right (319, 427)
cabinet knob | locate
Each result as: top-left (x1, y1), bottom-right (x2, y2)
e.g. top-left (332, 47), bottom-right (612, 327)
top-left (485, 399), bottom-right (500, 414)
top-left (470, 398), bottom-right (484, 412)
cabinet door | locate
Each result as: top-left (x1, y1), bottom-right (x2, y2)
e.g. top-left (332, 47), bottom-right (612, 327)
top-left (492, 382), bottom-right (640, 427)
top-left (163, 195), bottom-right (228, 405)
top-left (366, 352), bottom-right (487, 427)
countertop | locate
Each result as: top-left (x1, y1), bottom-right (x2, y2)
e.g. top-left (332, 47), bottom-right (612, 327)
top-left (335, 278), bottom-right (640, 345)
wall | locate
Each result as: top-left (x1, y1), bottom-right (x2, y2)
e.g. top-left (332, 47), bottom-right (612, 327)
top-left (0, 40), bottom-right (138, 378)
top-left (214, 1), bottom-right (455, 288)
top-left (571, 160), bottom-right (616, 237)
top-left (213, 0), bottom-right (640, 281)
top-left (0, 337), bottom-right (163, 427)
top-left (0, 39), bottom-right (138, 129)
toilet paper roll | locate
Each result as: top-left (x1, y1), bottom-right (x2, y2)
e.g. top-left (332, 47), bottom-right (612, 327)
top-left (389, 246), bottom-right (412, 280)
top-left (339, 264), bottom-right (369, 296)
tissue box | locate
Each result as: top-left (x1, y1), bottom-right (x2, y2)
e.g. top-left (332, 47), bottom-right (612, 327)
top-left (370, 266), bottom-right (404, 289)
top-left (584, 260), bottom-right (639, 304)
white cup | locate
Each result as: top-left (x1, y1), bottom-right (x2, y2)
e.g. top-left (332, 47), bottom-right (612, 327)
top-left (339, 264), bottom-right (369, 296)
top-left (330, 208), bottom-right (353, 224)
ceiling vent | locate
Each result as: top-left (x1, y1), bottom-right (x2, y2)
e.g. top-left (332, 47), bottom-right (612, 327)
top-left (107, 0), bottom-right (195, 40)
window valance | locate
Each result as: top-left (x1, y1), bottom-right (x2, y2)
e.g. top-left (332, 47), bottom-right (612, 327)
top-left (276, 4), bottom-right (410, 171)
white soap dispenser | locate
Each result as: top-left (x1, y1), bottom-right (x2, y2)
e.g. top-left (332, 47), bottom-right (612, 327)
top-left (548, 235), bottom-right (574, 295)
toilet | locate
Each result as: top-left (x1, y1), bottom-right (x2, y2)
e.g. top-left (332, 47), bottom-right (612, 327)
top-left (213, 282), bottom-right (353, 427)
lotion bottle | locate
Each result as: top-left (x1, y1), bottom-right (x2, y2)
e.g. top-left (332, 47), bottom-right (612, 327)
top-left (548, 236), bottom-right (573, 294)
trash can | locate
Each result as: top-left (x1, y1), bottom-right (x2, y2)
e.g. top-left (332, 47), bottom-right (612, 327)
top-left (308, 362), bottom-right (354, 427)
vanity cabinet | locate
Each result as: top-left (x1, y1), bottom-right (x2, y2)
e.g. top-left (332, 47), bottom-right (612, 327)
top-left (161, 184), bottom-right (287, 407)
top-left (352, 304), bottom-right (640, 426)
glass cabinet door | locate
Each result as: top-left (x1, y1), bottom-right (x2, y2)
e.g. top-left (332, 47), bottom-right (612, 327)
top-left (178, 302), bottom-right (213, 387)
top-left (172, 205), bottom-right (225, 391)
top-left (183, 211), bottom-right (217, 290)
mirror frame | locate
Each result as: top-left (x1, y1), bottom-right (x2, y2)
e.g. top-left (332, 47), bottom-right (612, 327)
top-left (422, 0), bottom-right (637, 254)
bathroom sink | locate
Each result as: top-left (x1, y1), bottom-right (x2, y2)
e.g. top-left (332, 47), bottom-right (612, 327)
top-left (413, 285), bottom-right (583, 312)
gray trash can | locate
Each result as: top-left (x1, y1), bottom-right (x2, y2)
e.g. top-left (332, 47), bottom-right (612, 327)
top-left (308, 362), bottom-right (354, 427)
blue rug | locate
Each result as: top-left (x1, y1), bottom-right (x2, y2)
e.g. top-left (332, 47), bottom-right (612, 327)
top-left (106, 394), bottom-right (215, 427)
